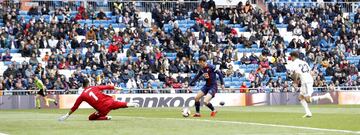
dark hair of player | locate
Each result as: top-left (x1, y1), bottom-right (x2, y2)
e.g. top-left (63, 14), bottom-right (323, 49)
top-left (199, 55), bottom-right (207, 62)
top-left (83, 79), bottom-right (90, 88)
top-left (290, 51), bottom-right (300, 58)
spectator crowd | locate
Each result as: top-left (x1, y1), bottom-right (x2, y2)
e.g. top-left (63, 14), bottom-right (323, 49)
top-left (0, 0), bottom-right (359, 93)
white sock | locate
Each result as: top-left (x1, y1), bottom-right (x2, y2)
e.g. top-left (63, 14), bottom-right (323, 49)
top-left (311, 95), bottom-right (327, 102)
top-left (300, 99), bottom-right (311, 115)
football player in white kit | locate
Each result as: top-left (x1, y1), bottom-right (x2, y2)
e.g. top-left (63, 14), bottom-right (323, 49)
top-left (286, 51), bottom-right (333, 118)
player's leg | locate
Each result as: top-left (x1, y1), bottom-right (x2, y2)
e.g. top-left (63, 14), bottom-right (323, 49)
top-left (204, 87), bottom-right (217, 117)
top-left (193, 90), bottom-right (205, 117)
top-left (310, 84), bottom-right (333, 103)
top-left (88, 112), bottom-right (111, 120)
top-left (311, 93), bottom-right (333, 103)
top-left (299, 83), bottom-right (312, 117)
top-left (126, 102), bottom-right (140, 107)
top-left (204, 93), bottom-right (217, 117)
top-left (44, 95), bottom-right (58, 106)
top-left (36, 89), bottom-right (46, 109)
top-left (110, 101), bottom-right (129, 110)
top-left (35, 94), bottom-right (41, 109)
top-left (37, 89), bottom-right (50, 107)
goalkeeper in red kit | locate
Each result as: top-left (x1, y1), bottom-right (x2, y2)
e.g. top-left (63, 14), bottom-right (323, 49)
top-left (58, 79), bottom-right (139, 121)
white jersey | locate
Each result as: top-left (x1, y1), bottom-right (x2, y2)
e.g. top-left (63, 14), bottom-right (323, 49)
top-left (286, 59), bottom-right (313, 84)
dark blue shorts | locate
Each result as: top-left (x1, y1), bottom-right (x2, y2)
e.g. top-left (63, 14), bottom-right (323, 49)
top-left (201, 85), bottom-right (217, 97)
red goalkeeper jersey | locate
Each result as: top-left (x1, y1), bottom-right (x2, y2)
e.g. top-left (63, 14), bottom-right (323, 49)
top-left (71, 85), bottom-right (115, 112)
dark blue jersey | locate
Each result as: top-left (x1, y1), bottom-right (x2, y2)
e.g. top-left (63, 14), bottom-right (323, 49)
top-left (189, 64), bottom-right (224, 87)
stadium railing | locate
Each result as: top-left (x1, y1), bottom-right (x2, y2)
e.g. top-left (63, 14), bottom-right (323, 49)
top-left (0, 0), bottom-right (202, 12)
top-left (265, 2), bottom-right (360, 13)
top-left (1, 86), bottom-right (359, 95)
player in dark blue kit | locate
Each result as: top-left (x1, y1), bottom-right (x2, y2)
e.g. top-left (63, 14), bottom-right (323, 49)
top-left (188, 55), bottom-right (225, 117)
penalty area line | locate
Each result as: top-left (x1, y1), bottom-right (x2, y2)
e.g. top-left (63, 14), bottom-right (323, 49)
top-left (117, 116), bottom-right (360, 134)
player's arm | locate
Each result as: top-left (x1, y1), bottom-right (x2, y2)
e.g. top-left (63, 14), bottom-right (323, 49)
top-left (96, 85), bottom-right (122, 91)
top-left (58, 97), bottom-right (83, 121)
top-left (188, 71), bottom-right (203, 86)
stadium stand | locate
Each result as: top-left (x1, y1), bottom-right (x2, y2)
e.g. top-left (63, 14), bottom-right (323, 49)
top-left (0, 0), bottom-right (359, 93)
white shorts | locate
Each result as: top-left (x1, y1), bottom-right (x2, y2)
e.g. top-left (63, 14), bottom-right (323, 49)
top-left (300, 82), bottom-right (314, 97)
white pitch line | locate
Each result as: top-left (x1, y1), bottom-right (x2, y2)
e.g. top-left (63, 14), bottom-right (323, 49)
top-left (0, 132), bottom-right (9, 135)
top-left (117, 116), bottom-right (360, 134)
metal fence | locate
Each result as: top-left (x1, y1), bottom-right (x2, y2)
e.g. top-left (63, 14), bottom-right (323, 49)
top-left (0, 0), bottom-right (202, 12)
top-left (1, 86), bottom-right (359, 95)
top-left (266, 2), bottom-right (360, 13)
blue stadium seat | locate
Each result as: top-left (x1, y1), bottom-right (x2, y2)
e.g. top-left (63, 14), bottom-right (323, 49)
top-left (231, 82), bottom-right (241, 86)
top-left (168, 57), bottom-right (176, 61)
top-left (180, 27), bottom-right (187, 33)
top-left (178, 20), bottom-right (187, 24)
top-left (151, 82), bottom-right (158, 88)
top-left (19, 11), bottom-right (28, 15)
top-left (178, 24), bottom-right (186, 27)
top-left (236, 44), bottom-right (244, 48)
top-left (276, 24), bottom-right (288, 28)
top-left (251, 44), bottom-right (258, 48)
top-left (274, 72), bottom-right (286, 77)
top-left (185, 24), bottom-right (193, 28)
top-left (320, 68), bottom-right (326, 74)
top-left (245, 68), bottom-right (252, 73)
top-left (187, 20), bottom-right (195, 24)
top-left (238, 49), bottom-right (246, 52)
top-left (4, 61), bottom-right (12, 65)
top-left (165, 53), bottom-right (176, 57)
top-left (57, 15), bottom-right (64, 20)
top-left (229, 86), bottom-right (238, 90)
top-left (231, 77), bottom-right (240, 82)
top-left (247, 64), bottom-right (258, 68)
top-left (239, 64), bottom-right (247, 68)
top-left (193, 52), bottom-right (199, 57)
top-left (224, 83), bottom-right (231, 88)
top-left (105, 12), bottom-right (112, 17)
top-left (238, 28), bottom-right (246, 32)
top-left (325, 76), bottom-right (333, 81)
top-left (120, 83), bottom-right (126, 88)
top-left (224, 77), bottom-right (232, 82)
top-left (352, 76), bottom-right (357, 80)
top-left (234, 24), bottom-right (242, 28)
top-left (123, 44), bottom-right (131, 49)
top-left (10, 49), bottom-right (19, 53)
top-left (131, 57), bottom-right (139, 61)
top-left (96, 70), bottom-right (103, 75)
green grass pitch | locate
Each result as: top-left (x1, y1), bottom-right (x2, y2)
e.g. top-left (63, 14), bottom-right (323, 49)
top-left (0, 105), bottom-right (359, 135)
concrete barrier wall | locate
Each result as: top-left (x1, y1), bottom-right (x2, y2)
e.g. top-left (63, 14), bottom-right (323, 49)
top-left (0, 95), bottom-right (59, 109)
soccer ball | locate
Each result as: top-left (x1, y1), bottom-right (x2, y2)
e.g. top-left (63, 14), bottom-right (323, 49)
top-left (220, 101), bottom-right (225, 106)
top-left (182, 107), bottom-right (191, 117)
